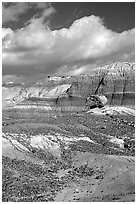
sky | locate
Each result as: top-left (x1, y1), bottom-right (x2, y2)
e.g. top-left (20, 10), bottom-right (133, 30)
top-left (2, 2), bottom-right (135, 83)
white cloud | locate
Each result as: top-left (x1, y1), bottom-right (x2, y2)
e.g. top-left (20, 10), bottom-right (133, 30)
top-left (2, 15), bottom-right (135, 77)
top-left (2, 28), bottom-right (14, 49)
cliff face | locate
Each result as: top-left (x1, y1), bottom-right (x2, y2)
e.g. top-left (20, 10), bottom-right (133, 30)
top-left (2, 62), bottom-right (135, 111)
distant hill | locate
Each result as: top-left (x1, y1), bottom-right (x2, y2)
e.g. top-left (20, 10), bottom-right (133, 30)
top-left (2, 62), bottom-right (135, 111)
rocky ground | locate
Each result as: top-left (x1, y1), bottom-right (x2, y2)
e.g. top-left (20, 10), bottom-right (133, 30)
top-left (2, 107), bottom-right (135, 202)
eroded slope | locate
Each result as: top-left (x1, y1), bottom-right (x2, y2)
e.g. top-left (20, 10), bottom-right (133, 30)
top-left (2, 62), bottom-right (135, 111)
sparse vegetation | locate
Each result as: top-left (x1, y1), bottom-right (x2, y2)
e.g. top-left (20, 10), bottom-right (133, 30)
top-left (2, 62), bottom-right (135, 202)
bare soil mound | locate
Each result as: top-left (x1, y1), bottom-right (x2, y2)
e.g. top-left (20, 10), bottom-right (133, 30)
top-left (2, 109), bottom-right (135, 202)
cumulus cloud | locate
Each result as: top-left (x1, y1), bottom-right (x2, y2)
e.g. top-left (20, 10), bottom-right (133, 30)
top-left (2, 28), bottom-right (14, 48)
top-left (2, 3), bottom-right (29, 23)
top-left (2, 2), bottom-right (55, 24)
top-left (2, 14), bottom-right (135, 79)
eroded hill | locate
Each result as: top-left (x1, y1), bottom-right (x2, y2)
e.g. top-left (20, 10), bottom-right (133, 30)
top-left (2, 62), bottom-right (135, 202)
top-left (2, 62), bottom-right (135, 111)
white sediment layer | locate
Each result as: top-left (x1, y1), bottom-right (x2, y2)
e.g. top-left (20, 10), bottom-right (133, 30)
top-left (109, 137), bottom-right (124, 149)
top-left (87, 106), bottom-right (135, 116)
top-left (30, 135), bottom-right (61, 157)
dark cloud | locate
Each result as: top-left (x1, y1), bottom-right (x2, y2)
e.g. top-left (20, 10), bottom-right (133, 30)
top-left (2, 2), bottom-right (55, 24)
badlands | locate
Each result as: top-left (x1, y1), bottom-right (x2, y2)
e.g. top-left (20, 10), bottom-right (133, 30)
top-left (2, 62), bottom-right (135, 202)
